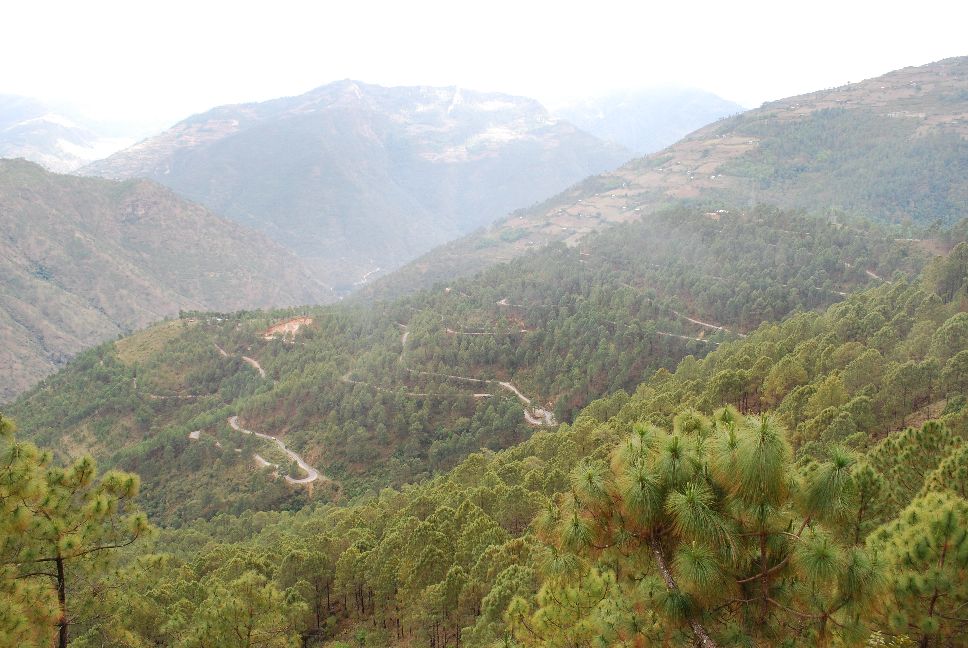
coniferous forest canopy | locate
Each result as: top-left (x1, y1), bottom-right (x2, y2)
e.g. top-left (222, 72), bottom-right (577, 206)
top-left (4, 249), bottom-right (968, 647)
top-left (2, 55), bottom-right (968, 648)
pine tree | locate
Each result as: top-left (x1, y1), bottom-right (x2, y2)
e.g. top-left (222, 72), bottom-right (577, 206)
top-left (0, 414), bottom-right (58, 648)
top-left (921, 444), bottom-right (968, 500)
top-left (867, 421), bottom-right (963, 519)
top-left (868, 492), bottom-right (968, 647)
top-left (509, 409), bottom-right (886, 647)
top-left (4, 415), bottom-right (150, 648)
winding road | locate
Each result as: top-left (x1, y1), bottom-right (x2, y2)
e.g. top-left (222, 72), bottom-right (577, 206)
top-left (242, 355), bottom-right (266, 378)
top-left (657, 331), bottom-right (719, 345)
top-left (402, 368), bottom-right (556, 426)
top-left (845, 261), bottom-right (888, 283)
top-left (228, 415), bottom-right (322, 485)
top-left (343, 323), bottom-right (555, 426)
top-left (214, 342), bottom-right (267, 378)
top-left (671, 309), bottom-right (747, 338)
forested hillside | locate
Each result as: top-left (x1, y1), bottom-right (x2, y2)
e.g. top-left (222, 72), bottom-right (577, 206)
top-left (0, 160), bottom-right (332, 401)
top-left (366, 56), bottom-right (968, 300)
top-left (6, 206), bottom-right (932, 525)
top-left (4, 249), bottom-right (965, 647)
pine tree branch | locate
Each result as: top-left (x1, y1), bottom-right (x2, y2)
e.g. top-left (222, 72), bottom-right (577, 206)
top-left (7, 532), bottom-right (143, 566)
top-left (15, 570), bottom-right (58, 579)
top-left (736, 516), bottom-right (810, 585)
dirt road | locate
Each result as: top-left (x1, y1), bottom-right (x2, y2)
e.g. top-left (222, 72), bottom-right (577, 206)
top-left (227, 416), bottom-right (321, 485)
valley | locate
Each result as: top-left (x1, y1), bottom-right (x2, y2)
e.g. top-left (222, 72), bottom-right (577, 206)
top-left (6, 205), bottom-right (931, 525)
top-left (1, 48), bottom-right (966, 648)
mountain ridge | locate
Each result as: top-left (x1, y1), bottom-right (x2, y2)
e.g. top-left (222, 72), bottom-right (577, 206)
top-left (363, 56), bottom-right (968, 300)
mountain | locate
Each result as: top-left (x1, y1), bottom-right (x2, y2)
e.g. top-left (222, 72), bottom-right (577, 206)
top-left (81, 82), bottom-right (631, 289)
top-left (555, 86), bottom-right (744, 154)
top-left (365, 56), bottom-right (968, 299)
top-left (0, 159), bottom-right (332, 401)
top-left (0, 94), bottom-right (141, 172)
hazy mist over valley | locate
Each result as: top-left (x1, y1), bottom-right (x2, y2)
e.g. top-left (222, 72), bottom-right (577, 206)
top-left (1, 2), bottom-right (967, 647)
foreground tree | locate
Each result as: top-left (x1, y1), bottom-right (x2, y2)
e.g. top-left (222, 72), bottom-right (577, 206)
top-left (868, 492), bottom-right (968, 647)
top-left (509, 409), bottom-right (886, 647)
top-left (0, 414), bottom-right (58, 648)
top-left (2, 412), bottom-right (149, 648)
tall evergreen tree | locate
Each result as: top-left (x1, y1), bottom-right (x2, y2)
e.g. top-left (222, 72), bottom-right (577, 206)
top-left (2, 413), bottom-right (149, 648)
top-left (510, 410), bottom-right (886, 647)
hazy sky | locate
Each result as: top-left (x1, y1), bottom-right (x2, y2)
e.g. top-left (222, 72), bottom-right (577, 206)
top-left (4, 0), bottom-right (966, 129)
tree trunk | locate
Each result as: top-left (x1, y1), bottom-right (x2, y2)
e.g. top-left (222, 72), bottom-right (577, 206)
top-left (817, 614), bottom-right (829, 648)
top-left (919, 539), bottom-right (948, 648)
top-left (759, 530), bottom-right (769, 624)
top-left (56, 554), bottom-right (67, 648)
top-left (649, 537), bottom-right (719, 648)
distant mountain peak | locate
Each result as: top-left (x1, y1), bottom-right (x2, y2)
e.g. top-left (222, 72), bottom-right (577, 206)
top-left (555, 86), bottom-right (744, 154)
top-left (81, 82), bottom-right (629, 290)
top-left (0, 95), bottom-right (147, 172)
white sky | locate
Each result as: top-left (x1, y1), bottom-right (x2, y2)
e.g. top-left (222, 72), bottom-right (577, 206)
top-left (3, 0), bottom-right (965, 129)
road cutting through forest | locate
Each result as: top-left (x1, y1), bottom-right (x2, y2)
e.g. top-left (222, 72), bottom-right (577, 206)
top-left (845, 261), bottom-right (888, 283)
top-left (342, 322), bottom-right (556, 426)
top-left (400, 368), bottom-right (556, 426)
top-left (242, 355), bottom-right (266, 377)
top-left (214, 341), bottom-right (266, 377)
top-left (671, 309), bottom-right (747, 338)
top-left (657, 331), bottom-right (719, 345)
top-left (404, 322), bottom-right (555, 425)
top-left (227, 415), bottom-right (322, 485)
